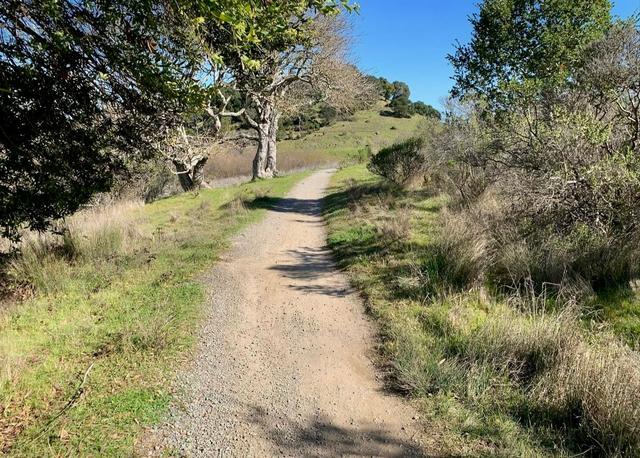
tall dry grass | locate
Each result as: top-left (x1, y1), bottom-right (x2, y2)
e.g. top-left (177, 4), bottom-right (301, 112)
top-left (402, 289), bottom-right (640, 453)
top-left (535, 338), bottom-right (640, 454)
top-left (7, 201), bottom-right (144, 294)
top-left (434, 206), bottom-right (492, 288)
top-left (204, 144), bottom-right (338, 179)
top-left (431, 195), bottom-right (640, 451)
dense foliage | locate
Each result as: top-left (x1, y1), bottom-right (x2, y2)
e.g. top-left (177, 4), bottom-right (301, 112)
top-left (372, 76), bottom-right (440, 119)
top-left (412, 101), bottom-right (441, 119)
top-left (368, 137), bottom-right (425, 186)
top-left (434, 6), bottom-right (640, 291)
top-left (449, 0), bottom-right (612, 107)
top-left (0, 0), bottom-right (200, 240)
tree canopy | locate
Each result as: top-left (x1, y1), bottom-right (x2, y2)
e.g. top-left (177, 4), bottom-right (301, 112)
top-left (449, 0), bottom-right (612, 106)
top-left (412, 101), bottom-right (441, 120)
top-left (0, 0), bottom-right (199, 240)
top-left (0, 0), bottom-right (356, 238)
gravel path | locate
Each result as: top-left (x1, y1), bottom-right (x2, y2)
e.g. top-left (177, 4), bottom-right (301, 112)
top-left (150, 169), bottom-right (431, 457)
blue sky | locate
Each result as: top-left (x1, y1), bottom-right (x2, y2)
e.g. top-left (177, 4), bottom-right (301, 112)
top-left (351, 0), bottom-right (640, 109)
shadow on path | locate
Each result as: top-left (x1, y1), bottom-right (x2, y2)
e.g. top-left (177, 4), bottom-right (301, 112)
top-left (248, 196), bottom-right (323, 217)
top-left (252, 194), bottom-right (354, 298)
top-left (245, 404), bottom-right (435, 457)
top-left (268, 247), bottom-right (353, 297)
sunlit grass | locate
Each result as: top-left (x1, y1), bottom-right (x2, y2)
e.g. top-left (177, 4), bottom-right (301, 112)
top-left (324, 165), bottom-right (640, 456)
top-left (0, 172), bottom-right (308, 456)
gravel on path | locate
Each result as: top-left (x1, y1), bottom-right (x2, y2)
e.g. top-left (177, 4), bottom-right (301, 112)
top-left (149, 169), bottom-right (432, 457)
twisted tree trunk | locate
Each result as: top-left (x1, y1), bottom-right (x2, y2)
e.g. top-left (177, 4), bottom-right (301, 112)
top-left (252, 122), bottom-right (271, 180)
top-left (173, 155), bottom-right (209, 192)
top-left (246, 96), bottom-right (279, 180)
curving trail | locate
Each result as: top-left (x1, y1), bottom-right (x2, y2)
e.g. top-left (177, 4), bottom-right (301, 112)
top-left (152, 169), bottom-right (431, 457)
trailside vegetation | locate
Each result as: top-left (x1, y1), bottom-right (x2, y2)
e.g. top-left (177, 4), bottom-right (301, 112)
top-left (328, 1), bottom-right (640, 455)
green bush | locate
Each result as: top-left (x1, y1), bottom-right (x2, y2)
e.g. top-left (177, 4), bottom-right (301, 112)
top-left (367, 137), bottom-right (425, 186)
top-left (430, 23), bottom-right (640, 291)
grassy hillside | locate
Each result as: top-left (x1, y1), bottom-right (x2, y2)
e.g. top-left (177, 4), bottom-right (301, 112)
top-left (0, 173), bottom-right (308, 455)
top-left (205, 103), bottom-right (424, 179)
top-left (324, 165), bottom-right (640, 456)
top-left (278, 105), bottom-right (424, 162)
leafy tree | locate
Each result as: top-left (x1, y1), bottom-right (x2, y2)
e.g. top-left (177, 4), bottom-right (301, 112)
top-left (449, 0), bottom-right (612, 107)
top-left (390, 81), bottom-right (410, 100)
top-left (388, 95), bottom-right (415, 118)
top-left (0, 0), bottom-right (199, 240)
top-left (379, 80), bottom-right (414, 118)
top-left (192, 2), bottom-right (364, 179)
top-left (377, 77), bottom-right (395, 100)
top-left (412, 101), bottom-right (441, 120)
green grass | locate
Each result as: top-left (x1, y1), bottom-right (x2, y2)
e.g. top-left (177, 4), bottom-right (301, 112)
top-left (588, 287), bottom-right (640, 349)
top-left (323, 165), bottom-right (640, 456)
top-left (0, 172), bottom-right (308, 456)
top-left (279, 103), bottom-right (424, 162)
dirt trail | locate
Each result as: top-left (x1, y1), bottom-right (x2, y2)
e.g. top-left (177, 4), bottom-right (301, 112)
top-left (152, 169), bottom-right (431, 457)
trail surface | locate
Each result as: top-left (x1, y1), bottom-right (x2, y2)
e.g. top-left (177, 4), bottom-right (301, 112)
top-left (153, 169), bottom-right (430, 457)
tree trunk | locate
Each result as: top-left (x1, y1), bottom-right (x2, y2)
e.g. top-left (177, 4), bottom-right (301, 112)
top-left (264, 110), bottom-right (280, 178)
top-left (251, 97), bottom-right (276, 180)
top-left (173, 155), bottom-right (208, 192)
top-left (252, 126), bottom-right (270, 180)
top-left (173, 160), bottom-right (195, 191)
top-left (191, 156), bottom-right (209, 189)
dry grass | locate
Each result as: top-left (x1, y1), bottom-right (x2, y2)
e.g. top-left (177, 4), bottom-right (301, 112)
top-left (205, 143), bottom-right (342, 179)
top-left (325, 164), bottom-right (640, 456)
top-left (434, 206), bottom-right (492, 288)
top-left (536, 338), bottom-right (640, 454)
top-left (223, 196), bottom-right (249, 215)
top-left (6, 201), bottom-right (144, 295)
top-left (377, 205), bottom-right (412, 243)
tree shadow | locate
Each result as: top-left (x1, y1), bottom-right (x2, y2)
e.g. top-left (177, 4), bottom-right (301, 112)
top-left (269, 246), bottom-right (354, 298)
top-left (244, 403), bottom-right (438, 457)
top-left (269, 247), bottom-right (333, 281)
top-left (247, 196), bottom-right (323, 217)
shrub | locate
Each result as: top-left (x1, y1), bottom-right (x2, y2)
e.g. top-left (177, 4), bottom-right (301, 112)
top-left (431, 23), bottom-right (640, 290)
top-left (419, 100), bottom-right (492, 204)
top-left (387, 95), bottom-right (415, 118)
top-left (368, 137), bottom-right (425, 186)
